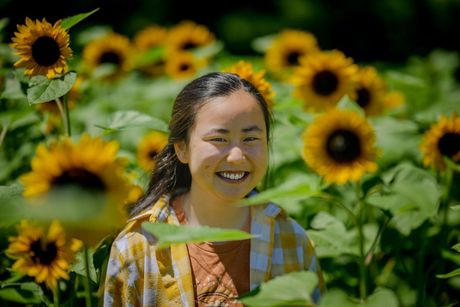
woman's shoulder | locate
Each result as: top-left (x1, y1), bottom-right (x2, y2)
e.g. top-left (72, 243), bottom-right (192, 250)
top-left (112, 196), bottom-right (171, 247)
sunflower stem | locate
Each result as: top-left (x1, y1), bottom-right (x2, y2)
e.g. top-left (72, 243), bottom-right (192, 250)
top-left (55, 97), bottom-right (69, 137)
top-left (0, 120), bottom-right (9, 147)
top-left (53, 285), bottom-right (60, 307)
top-left (83, 247), bottom-right (93, 307)
top-left (63, 94), bottom-right (72, 136)
top-left (355, 182), bottom-right (367, 301)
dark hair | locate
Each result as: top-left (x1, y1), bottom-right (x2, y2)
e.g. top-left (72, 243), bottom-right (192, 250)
top-left (128, 72), bottom-right (272, 217)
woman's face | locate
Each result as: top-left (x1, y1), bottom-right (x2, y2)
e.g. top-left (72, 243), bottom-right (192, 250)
top-left (175, 88), bottom-right (268, 203)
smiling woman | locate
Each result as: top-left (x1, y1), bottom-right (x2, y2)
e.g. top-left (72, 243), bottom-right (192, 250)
top-left (103, 72), bottom-right (325, 306)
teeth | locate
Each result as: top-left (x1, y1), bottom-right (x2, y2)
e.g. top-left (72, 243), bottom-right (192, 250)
top-left (220, 172), bottom-right (245, 180)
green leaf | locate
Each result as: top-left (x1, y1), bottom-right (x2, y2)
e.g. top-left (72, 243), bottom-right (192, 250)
top-left (436, 268), bottom-right (460, 279)
top-left (365, 287), bottom-right (399, 307)
top-left (238, 174), bottom-right (321, 207)
top-left (452, 243), bottom-right (460, 253)
top-left (134, 46), bottom-right (165, 67)
top-left (336, 95), bottom-right (365, 117)
top-left (61, 8), bottom-right (100, 30)
top-left (251, 34), bottom-right (277, 53)
top-left (367, 162), bottom-right (440, 235)
top-left (0, 283), bottom-right (43, 304)
top-left (95, 110), bottom-right (168, 132)
top-left (319, 289), bottom-right (357, 307)
top-left (192, 41), bottom-right (224, 58)
top-left (0, 184), bottom-right (26, 226)
top-left (0, 73), bottom-right (27, 100)
top-left (27, 71), bottom-right (77, 104)
top-left (142, 222), bottom-right (255, 249)
top-left (239, 271), bottom-right (318, 307)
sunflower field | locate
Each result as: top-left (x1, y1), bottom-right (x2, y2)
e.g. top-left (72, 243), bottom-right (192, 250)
top-left (0, 6), bottom-right (460, 307)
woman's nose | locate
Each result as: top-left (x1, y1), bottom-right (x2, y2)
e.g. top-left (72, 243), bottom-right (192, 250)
top-left (226, 146), bottom-right (245, 164)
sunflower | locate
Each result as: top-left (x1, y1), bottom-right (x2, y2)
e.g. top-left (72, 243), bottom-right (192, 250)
top-left (420, 113), bottom-right (460, 171)
top-left (383, 91), bottom-right (405, 110)
top-left (292, 50), bottom-right (359, 112)
top-left (19, 133), bottom-right (132, 245)
top-left (264, 29), bottom-right (319, 79)
top-left (302, 109), bottom-right (378, 184)
top-left (166, 20), bottom-right (215, 55)
top-left (223, 60), bottom-right (275, 110)
top-left (165, 52), bottom-right (204, 79)
top-left (6, 220), bottom-right (82, 289)
top-left (354, 66), bottom-right (387, 116)
top-left (134, 25), bottom-right (167, 50)
top-left (133, 25), bottom-right (168, 77)
top-left (10, 17), bottom-right (72, 79)
top-left (137, 131), bottom-right (168, 171)
top-left (82, 33), bottom-right (134, 79)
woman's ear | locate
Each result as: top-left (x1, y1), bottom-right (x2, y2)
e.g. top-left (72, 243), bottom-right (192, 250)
top-left (174, 141), bottom-right (189, 163)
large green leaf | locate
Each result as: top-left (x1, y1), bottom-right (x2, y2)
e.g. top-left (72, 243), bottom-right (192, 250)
top-left (95, 110), bottom-right (168, 132)
top-left (238, 174), bottom-right (321, 207)
top-left (61, 8), bottom-right (100, 30)
top-left (142, 222), bottom-right (255, 249)
top-left (27, 71), bottom-right (77, 104)
top-left (367, 162), bottom-right (440, 235)
top-left (0, 283), bottom-right (44, 304)
top-left (239, 271), bottom-right (318, 307)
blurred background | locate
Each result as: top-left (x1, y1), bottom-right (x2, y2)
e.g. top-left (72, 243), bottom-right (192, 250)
top-left (1, 0), bottom-right (460, 64)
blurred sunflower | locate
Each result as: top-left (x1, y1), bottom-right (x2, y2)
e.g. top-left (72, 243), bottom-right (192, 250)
top-left (133, 25), bottom-right (167, 77)
top-left (420, 113), bottom-right (460, 171)
top-left (292, 50), bottom-right (358, 112)
top-left (165, 52), bottom-right (204, 79)
top-left (166, 20), bottom-right (215, 55)
top-left (19, 133), bottom-right (132, 245)
top-left (6, 220), bottom-right (82, 289)
top-left (10, 17), bottom-right (72, 79)
top-left (137, 131), bottom-right (168, 171)
top-left (354, 66), bottom-right (387, 116)
top-left (134, 25), bottom-right (168, 50)
top-left (383, 91), bottom-right (405, 110)
top-left (82, 33), bottom-right (133, 79)
top-left (302, 109), bottom-right (378, 184)
top-left (264, 29), bottom-right (319, 79)
top-left (224, 60), bottom-right (275, 109)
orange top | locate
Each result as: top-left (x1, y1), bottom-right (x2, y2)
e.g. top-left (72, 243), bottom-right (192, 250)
top-left (172, 196), bottom-right (250, 307)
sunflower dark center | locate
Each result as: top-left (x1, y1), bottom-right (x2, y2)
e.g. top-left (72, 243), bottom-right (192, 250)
top-left (181, 41), bottom-right (197, 50)
top-left (148, 150), bottom-right (158, 159)
top-left (312, 70), bottom-right (339, 96)
top-left (286, 51), bottom-right (301, 66)
top-left (356, 87), bottom-right (372, 108)
top-left (180, 63), bottom-right (191, 71)
top-left (99, 51), bottom-right (121, 65)
top-left (437, 132), bottom-right (460, 157)
top-left (30, 239), bottom-right (58, 265)
top-left (32, 36), bottom-right (61, 66)
top-left (52, 168), bottom-right (106, 192)
top-left (326, 129), bottom-right (361, 162)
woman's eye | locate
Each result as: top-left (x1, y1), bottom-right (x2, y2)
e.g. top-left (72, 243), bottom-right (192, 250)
top-left (244, 137), bottom-right (259, 142)
top-left (210, 137), bottom-right (226, 142)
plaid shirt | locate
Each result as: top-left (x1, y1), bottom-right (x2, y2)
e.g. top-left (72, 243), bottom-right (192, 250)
top-left (103, 195), bottom-right (324, 306)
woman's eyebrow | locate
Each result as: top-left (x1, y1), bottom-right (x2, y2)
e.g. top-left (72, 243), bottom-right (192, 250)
top-left (205, 125), bottom-right (263, 135)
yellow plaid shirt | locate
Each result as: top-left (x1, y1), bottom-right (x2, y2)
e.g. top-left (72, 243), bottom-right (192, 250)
top-left (103, 195), bottom-right (324, 306)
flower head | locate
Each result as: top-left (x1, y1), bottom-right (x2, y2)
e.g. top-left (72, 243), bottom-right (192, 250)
top-left (10, 18), bottom-right (72, 79)
top-left (420, 113), bottom-right (460, 170)
top-left (6, 220), bottom-right (82, 289)
top-left (302, 109), bottom-right (378, 184)
top-left (224, 60), bottom-right (275, 109)
top-left (292, 50), bottom-right (358, 111)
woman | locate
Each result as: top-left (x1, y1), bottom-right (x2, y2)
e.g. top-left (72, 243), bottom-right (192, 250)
top-left (104, 72), bottom-right (324, 306)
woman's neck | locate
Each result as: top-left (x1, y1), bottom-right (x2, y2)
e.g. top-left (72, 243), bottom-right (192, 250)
top-left (181, 190), bottom-right (249, 230)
